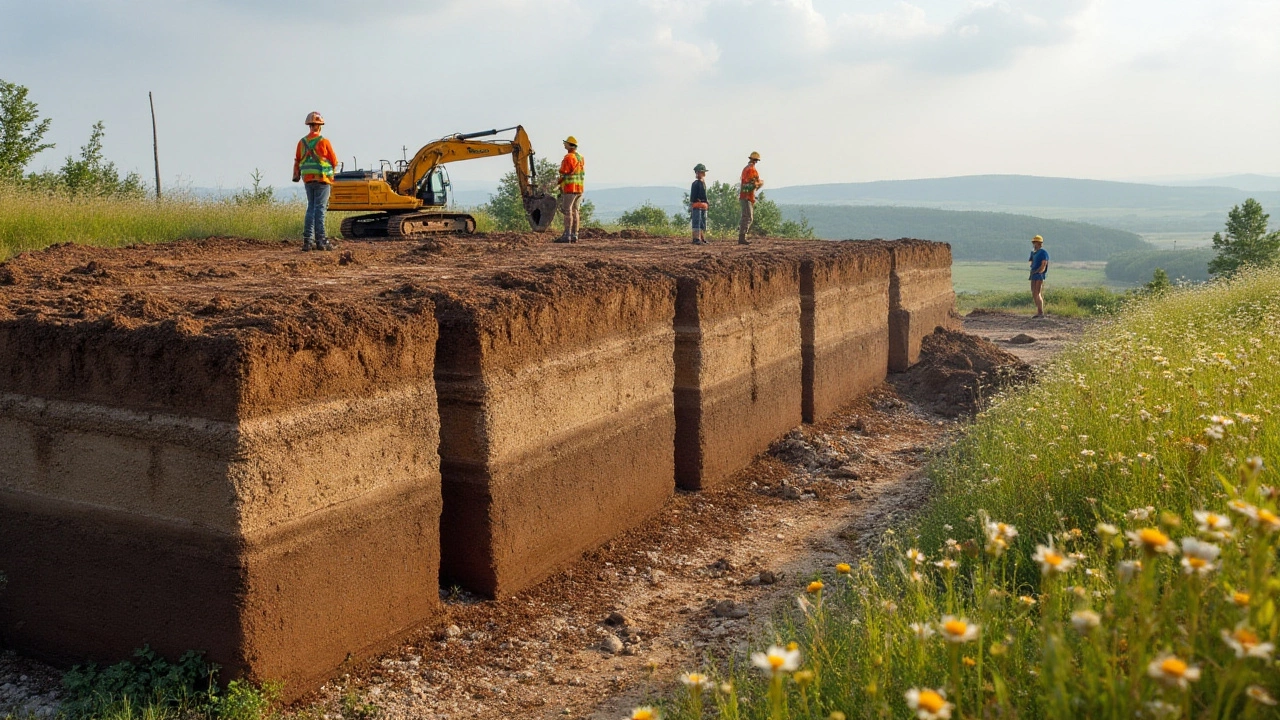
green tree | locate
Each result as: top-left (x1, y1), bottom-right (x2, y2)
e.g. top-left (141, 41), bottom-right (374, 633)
top-left (231, 169), bottom-right (275, 205)
top-left (29, 121), bottom-right (145, 198)
top-left (1208, 198), bottom-right (1280, 277)
top-left (1144, 267), bottom-right (1171, 294)
top-left (481, 157), bottom-right (561, 231)
top-left (687, 181), bottom-right (814, 239)
top-left (0, 79), bottom-right (54, 182)
top-left (618, 202), bottom-right (670, 228)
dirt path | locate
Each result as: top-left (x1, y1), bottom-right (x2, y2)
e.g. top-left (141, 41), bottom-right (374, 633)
top-left (0, 311), bottom-right (1087, 720)
top-left (293, 313), bottom-right (1085, 720)
top-left (961, 309), bottom-right (1091, 365)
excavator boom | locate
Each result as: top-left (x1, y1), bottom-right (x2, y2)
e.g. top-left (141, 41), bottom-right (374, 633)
top-left (329, 125), bottom-right (556, 239)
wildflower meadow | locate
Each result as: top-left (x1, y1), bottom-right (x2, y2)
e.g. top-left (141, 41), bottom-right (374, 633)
top-left (652, 267), bottom-right (1280, 719)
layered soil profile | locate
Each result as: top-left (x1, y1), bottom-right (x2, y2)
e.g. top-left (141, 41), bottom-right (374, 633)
top-left (0, 241), bottom-right (444, 700)
top-left (801, 243), bottom-right (892, 423)
top-left (672, 255), bottom-right (802, 491)
top-left (0, 233), bottom-right (957, 695)
top-left (433, 266), bottom-right (677, 598)
top-left (887, 239), bottom-right (960, 372)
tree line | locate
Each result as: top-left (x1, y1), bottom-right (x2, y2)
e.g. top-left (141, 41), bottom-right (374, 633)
top-left (1, 79), bottom-right (145, 198)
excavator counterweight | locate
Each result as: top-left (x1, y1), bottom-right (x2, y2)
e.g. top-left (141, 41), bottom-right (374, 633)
top-left (329, 125), bottom-right (556, 239)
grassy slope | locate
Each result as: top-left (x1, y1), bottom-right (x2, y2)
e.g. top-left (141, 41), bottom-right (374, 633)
top-left (661, 270), bottom-right (1280, 719)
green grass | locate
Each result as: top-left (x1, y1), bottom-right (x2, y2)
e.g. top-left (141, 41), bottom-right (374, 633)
top-left (0, 184), bottom-right (330, 260)
top-left (951, 261), bottom-right (1128, 294)
top-left (956, 286), bottom-right (1128, 317)
top-left (657, 269), bottom-right (1280, 719)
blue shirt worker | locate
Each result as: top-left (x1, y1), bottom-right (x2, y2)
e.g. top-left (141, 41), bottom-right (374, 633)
top-left (1029, 235), bottom-right (1049, 318)
top-left (690, 164), bottom-right (709, 245)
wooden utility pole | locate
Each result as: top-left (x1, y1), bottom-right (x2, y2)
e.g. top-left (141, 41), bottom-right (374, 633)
top-left (149, 92), bottom-right (161, 200)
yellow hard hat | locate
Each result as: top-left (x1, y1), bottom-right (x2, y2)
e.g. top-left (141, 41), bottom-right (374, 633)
top-left (564, 135), bottom-right (578, 146)
top-left (748, 151), bottom-right (761, 161)
top-left (304, 111), bottom-right (325, 125)
top-left (1032, 235), bottom-right (1044, 243)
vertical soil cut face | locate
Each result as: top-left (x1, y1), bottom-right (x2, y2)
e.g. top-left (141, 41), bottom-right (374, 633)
top-left (673, 256), bottom-right (803, 491)
top-left (0, 243), bottom-right (444, 701)
top-left (0, 234), bottom-right (958, 699)
top-left (800, 243), bottom-right (892, 423)
top-left (888, 239), bottom-right (961, 372)
top-left (434, 266), bottom-right (677, 598)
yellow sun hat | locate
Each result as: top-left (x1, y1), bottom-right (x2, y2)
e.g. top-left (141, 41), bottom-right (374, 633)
top-left (1032, 235), bottom-right (1044, 244)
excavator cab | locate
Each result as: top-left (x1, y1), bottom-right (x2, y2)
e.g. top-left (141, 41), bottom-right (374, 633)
top-left (417, 167), bottom-right (451, 207)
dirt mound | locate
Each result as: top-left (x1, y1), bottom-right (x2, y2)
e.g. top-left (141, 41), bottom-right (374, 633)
top-left (890, 327), bottom-right (1031, 417)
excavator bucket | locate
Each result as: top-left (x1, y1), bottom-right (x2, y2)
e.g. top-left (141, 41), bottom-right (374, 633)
top-left (523, 194), bottom-right (559, 232)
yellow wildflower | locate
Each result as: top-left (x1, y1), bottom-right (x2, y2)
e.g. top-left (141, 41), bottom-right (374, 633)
top-left (631, 707), bottom-right (659, 720)
top-left (750, 644), bottom-right (800, 677)
top-left (938, 615), bottom-right (979, 644)
top-left (835, 562), bottom-right (852, 574)
top-left (1222, 624), bottom-right (1275, 660)
top-left (1147, 654), bottom-right (1201, 689)
top-left (1126, 527), bottom-right (1177, 555)
top-left (1033, 544), bottom-right (1076, 574)
top-left (905, 687), bottom-right (953, 719)
top-left (807, 580), bottom-right (824, 594)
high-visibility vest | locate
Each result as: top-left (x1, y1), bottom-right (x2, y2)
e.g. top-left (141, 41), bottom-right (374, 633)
top-left (298, 135), bottom-right (334, 180)
top-left (560, 152), bottom-right (584, 194)
top-left (740, 165), bottom-right (760, 201)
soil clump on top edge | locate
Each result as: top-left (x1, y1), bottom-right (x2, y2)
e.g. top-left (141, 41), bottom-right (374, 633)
top-left (889, 327), bottom-right (1033, 418)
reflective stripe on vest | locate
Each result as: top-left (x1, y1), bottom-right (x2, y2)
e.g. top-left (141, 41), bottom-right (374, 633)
top-left (560, 152), bottom-right (584, 193)
top-left (299, 136), bottom-right (333, 179)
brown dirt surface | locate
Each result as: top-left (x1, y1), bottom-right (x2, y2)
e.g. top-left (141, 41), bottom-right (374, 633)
top-left (961, 309), bottom-right (1092, 365)
top-left (888, 327), bottom-right (1033, 417)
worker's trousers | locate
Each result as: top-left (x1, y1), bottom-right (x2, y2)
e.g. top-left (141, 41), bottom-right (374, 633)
top-left (738, 198), bottom-right (754, 242)
top-left (303, 182), bottom-right (330, 245)
top-left (558, 192), bottom-right (582, 238)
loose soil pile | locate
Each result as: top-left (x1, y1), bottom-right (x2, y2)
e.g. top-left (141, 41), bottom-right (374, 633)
top-left (889, 327), bottom-right (1032, 417)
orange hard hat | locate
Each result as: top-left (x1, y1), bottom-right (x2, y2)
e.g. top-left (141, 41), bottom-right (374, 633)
top-left (305, 111), bottom-right (325, 125)
top-left (748, 151), bottom-right (761, 161)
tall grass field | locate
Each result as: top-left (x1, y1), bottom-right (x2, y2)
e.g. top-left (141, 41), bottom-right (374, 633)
top-left (655, 268), bottom-right (1280, 719)
top-left (0, 185), bottom-right (334, 260)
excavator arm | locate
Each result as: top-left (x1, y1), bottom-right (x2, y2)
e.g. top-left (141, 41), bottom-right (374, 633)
top-left (395, 125), bottom-right (556, 230)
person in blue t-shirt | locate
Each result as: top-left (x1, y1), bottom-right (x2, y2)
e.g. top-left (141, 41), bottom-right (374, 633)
top-left (1029, 235), bottom-right (1049, 318)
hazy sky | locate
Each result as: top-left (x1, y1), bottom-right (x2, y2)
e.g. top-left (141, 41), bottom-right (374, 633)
top-left (3, 0), bottom-right (1277, 191)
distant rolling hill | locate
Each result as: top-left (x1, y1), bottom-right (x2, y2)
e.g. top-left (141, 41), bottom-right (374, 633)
top-left (782, 205), bottom-right (1149, 262)
top-left (767, 175), bottom-right (1280, 233)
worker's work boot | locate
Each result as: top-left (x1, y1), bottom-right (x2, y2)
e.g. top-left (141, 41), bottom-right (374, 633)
top-left (570, 234), bottom-right (579, 243)
top-left (553, 234), bottom-right (572, 244)
top-left (302, 241), bottom-right (314, 252)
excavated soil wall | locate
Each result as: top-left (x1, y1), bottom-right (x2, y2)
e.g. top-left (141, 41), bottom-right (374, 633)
top-left (673, 256), bottom-right (802, 491)
top-left (0, 279), bottom-right (443, 700)
top-left (801, 244), bottom-right (892, 423)
top-left (434, 267), bottom-right (677, 598)
top-left (888, 239), bottom-right (959, 372)
top-left (0, 234), bottom-right (957, 695)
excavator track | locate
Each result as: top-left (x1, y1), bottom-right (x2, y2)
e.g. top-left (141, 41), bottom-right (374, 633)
top-left (339, 212), bottom-right (476, 240)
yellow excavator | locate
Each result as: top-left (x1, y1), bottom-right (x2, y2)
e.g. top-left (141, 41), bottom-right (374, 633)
top-left (329, 125), bottom-right (557, 239)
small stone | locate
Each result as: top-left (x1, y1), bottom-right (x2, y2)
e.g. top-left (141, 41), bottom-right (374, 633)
top-left (604, 611), bottom-right (630, 627)
top-left (598, 634), bottom-right (625, 654)
top-left (1009, 333), bottom-right (1037, 344)
top-left (648, 569), bottom-right (666, 585)
top-left (713, 600), bottom-right (750, 619)
top-left (829, 465), bottom-right (860, 480)
top-left (709, 557), bottom-right (734, 572)
top-left (443, 624), bottom-right (462, 638)
top-left (743, 574), bottom-right (761, 586)
top-left (758, 570), bottom-right (779, 584)
top-left (780, 485), bottom-right (802, 500)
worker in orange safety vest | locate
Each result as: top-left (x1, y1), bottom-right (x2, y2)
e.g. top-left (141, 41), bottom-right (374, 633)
top-left (738, 152), bottom-right (763, 245)
top-left (554, 136), bottom-right (585, 243)
top-left (292, 111), bottom-right (339, 251)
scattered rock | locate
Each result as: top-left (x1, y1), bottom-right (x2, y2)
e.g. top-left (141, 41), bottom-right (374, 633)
top-left (443, 624), bottom-right (462, 639)
top-left (648, 569), bottom-right (666, 586)
top-left (780, 485), bottom-right (803, 500)
top-left (1009, 333), bottom-right (1037, 344)
top-left (603, 612), bottom-right (630, 627)
top-left (828, 465), bottom-right (860, 480)
top-left (712, 600), bottom-right (750, 619)
top-left (709, 558), bottom-right (734, 573)
top-left (598, 634), bottom-right (625, 654)
top-left (759, 570), bottom-right (780, 584)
